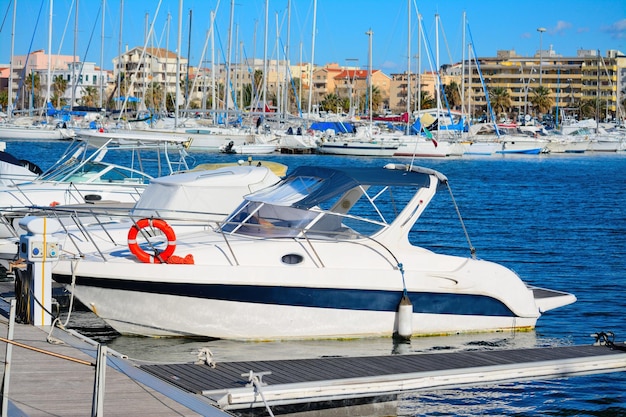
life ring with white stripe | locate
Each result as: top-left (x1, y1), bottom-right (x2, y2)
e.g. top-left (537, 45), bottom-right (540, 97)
top-left (127, 218), bottom-right (176, 264)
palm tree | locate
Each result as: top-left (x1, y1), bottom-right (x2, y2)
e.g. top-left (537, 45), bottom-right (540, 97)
top-left (241, 83), bottom-right (253, 109)
top-left (576, 98), bottom-right (604, 120)
top-left (288, 77), bottom-right (302, 114)
top-left (107, 72), bottom-right (128, 109)
top-left (340, 97), bottom-right (350, 113)
top-left (530, 86), bottom-right (553, 115)
top-left (320, 93), bottom-right (340, 113)
top-left (488, 87), bottom-right (512, 116)
top-left (52, 75), bottom-right (68, 108)
top-left (0, 91), bottom-right (7, 111)
top-left (252, 69), bottom-right (264, 105)
top-left (80, 86), bottom-right (99, 107)
top-left (359, 86), bottom-right (383, 114)
top-left (24, 71), bottom-right (41, 109)
top-left (418, 90), bottom-right (436, 110)
top-left (443, 81), bottom-right (461, 110)
top-left (144, 82), bottom-right (163, 111)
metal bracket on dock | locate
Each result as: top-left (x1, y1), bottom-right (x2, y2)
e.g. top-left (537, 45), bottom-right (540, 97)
top-left (242, 370), bottom-right (271, 387)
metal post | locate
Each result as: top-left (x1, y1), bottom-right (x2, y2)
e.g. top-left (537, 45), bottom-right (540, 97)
top-left (1, 300), bottom-right (17, 416)
top-left (18, 217), bottom-right (61, 326)
top-left (91, 344), bottom-right (107, 417)
top-left (537, 27), bottom-right (546, 86)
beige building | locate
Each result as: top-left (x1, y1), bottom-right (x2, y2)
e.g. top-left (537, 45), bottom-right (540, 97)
top-left (465, 49), bottom-right (626, 121)
top-left (7, 50), bottom-right (81, 110)
top-left (113, 47), bottom-right (187, 109)
top-left (309, 63), bottom-right (391, 113)
top-left (387, 48), bottom-right (626, 122)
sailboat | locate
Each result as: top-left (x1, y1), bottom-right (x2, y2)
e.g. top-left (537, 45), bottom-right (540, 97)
top-left (317, 29), bottom-right (400, 157)
top-left (0, 0), bottom-right (75, 141)
top-left (392, 10), bottom-right (463, 157)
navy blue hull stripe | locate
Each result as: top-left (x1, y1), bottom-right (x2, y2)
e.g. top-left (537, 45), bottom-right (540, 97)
top-left (52, 274), bottom-right (516, 317)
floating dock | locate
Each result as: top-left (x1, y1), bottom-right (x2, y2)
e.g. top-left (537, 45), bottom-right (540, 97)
top-left (1, 281), bottom-right (626, 416)
top-left (142, 342), bottom-right (626, 413)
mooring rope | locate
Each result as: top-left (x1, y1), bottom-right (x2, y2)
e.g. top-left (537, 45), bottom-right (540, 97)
top-left (445, 182), bottom-right (476, 259)
top-left (592, 331), bottom-right (626, 351)
top-left (244, 370), bottom-right (275, 417)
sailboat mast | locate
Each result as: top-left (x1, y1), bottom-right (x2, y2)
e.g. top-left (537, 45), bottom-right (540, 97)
top-left (71, 0), bottom-right (78, 110)
top-left (8, 0), bottom-right (16, 115)
top-left (211, 10), bottom-right (216, 123)
top-left (275, 12), bottom-right (279, 115)
top-left (435, 13), bottom-right (440, 139)
top-left (417, 12), bottom-right (422, 114)
top-left (117, 0), bottom-right (123, 110)
top-left (406, 0), bottom-right (410, 132)
top-left (262, 0), bottom-right (268, 117)
top-left (186, 9), bottom-right (192, 109)
top-left (175, 0), bottom-right (181, 127)
top-left (283, 0), bottom-right (291, 119)
top-left (46, 0), bottom-right (52, 110)
top-left (596, 49), bottom-right (600, 131)
top-left (366, 28), bottom-right (373, 127)
top-left (307, 0), bottom-right (316, 117)
top-left (461, 11), bottom-right (466, 120)
top-left (99, 0), bottom-right (105, 109)
top-left (164, 12), bottom-right (170, 113)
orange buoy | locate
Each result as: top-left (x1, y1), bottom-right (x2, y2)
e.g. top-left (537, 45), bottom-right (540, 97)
top-left (127, 218), bottom-right (176, 264)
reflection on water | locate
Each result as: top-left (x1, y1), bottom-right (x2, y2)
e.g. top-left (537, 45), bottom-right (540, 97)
top-left (63, 309), bottom-right (549, 364)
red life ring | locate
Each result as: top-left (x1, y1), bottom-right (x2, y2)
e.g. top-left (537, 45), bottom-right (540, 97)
top-left (127, 218), bottom-right (176, 264)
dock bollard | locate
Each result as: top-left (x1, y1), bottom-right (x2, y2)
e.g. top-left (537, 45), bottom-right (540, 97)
top-left (18, 216), bottom-right (61, 327)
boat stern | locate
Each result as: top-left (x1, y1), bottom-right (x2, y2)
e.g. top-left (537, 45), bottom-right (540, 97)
top-left (530, 286), bottom-right (577, 313)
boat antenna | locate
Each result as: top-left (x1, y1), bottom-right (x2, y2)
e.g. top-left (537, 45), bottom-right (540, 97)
top-left (445, 182), bottom-right (476, 259)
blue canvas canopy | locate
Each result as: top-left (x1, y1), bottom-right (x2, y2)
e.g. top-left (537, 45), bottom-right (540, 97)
top-left (114, 96), bottom-right (141, 102)
top-left (246, 165), bottom-right (445, 209)
top-left (309, 121), bottom-right (355, 134)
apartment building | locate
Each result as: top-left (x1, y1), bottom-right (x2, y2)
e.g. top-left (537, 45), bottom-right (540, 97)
top-left (112, 47), bottom-right (187, 108)
top-left (465, 49), bottom-right (625, 121)
top-left (5, 50), bottom-right (81, 110)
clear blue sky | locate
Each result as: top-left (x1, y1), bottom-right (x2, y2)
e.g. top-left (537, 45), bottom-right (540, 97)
top-left (0, 0), bottom-right (624, 74)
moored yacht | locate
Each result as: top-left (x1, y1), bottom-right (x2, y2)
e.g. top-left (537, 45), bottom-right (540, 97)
top-left (50, 163), bottom-right (576, 340)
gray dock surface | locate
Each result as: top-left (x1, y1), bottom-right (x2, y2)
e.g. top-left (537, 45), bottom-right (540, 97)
top-left (0, 281), bottom-right (227, 417)
top-left (2, 279), bottom-right (626, 416)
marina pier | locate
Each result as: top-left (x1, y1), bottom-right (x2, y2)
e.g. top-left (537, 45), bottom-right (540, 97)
top-left (1, 279), bottom-right (625, 416)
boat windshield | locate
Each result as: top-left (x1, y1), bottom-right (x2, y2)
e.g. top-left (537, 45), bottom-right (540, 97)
top-left (46, 161), bottom-right (149, 184)
top-left (221, 183), bottom-right (408, 239)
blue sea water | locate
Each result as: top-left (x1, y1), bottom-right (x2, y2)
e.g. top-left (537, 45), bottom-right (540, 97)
top-left (5, 141), bottom-right (626, 416)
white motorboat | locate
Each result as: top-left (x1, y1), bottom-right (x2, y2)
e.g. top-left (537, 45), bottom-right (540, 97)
top-left (220, 141), bottom-right (278, 155)
top-left (78, 125), bottom-right (256, 153)
top-left (393, 136), bottom-right (460, 157)
top-left (50, 163), bottom-right (576, 340)
top-left (1, 165), bottom-right (283, 268)
top-left (0, 122), bottom-right (75, 141)
top-left (316, 124), bottom-right (400, 157)
top-left (469, 124), bottom-right (549, 155)
top-left (317, 139), bottom-right (399, 156)
top-left (0, 150), bottom-right (42, 185)
top-left (0, 136), bottom-right (191, 242)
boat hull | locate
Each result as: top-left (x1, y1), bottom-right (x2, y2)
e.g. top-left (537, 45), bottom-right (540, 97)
top-left (53, 273), bottom-right (539, 339)
top-left (317, 141), bottom-right (398, 157)
top-left (0, 125), bottom-right (74, 140)
top-left (51, 235), bottom-right (556, 340)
